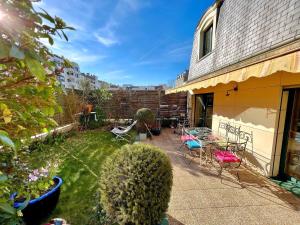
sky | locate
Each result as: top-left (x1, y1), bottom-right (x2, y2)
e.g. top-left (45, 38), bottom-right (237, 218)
top-left (35, 0), bottom-right (214, 85)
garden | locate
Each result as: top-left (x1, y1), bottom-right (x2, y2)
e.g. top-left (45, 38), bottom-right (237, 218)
top-left (0, 1), bottom-right (173, 225)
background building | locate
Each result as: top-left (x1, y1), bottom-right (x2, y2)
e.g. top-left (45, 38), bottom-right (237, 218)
top-left (175, 70), bottom-right (189, 87)
top-left (51, 55), bottom-right (102, 90)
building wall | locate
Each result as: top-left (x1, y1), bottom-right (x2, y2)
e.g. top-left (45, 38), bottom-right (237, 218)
top-left (189, 0), bottom-right (300, 80)
top-left (192, 71), bottom-right (300, 176)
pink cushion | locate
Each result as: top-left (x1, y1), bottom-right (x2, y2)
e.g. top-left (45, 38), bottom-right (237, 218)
top-left (214, 150), bottom-right (241, 163)
top-left (181, 135), bottom-right (196, 142)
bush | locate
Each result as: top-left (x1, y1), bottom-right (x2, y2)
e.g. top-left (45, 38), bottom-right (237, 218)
top-left (100, 143), bottom-right (173, 225)
top-left (135, 108), bottom-right (155, 132)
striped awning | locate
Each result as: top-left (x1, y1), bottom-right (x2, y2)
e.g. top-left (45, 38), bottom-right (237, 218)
top-left (166, 50), bottom-right (300, 94)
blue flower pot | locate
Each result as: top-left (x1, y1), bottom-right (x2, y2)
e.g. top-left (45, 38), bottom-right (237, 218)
top-left (14, 176), bottom-right (63, 225)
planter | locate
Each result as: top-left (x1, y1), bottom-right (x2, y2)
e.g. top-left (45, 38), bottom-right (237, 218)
top-left (14, 176), bottom-right (63, 225)
top-left (139, 133), bottom-right (147, 141)
top-left (151, 128), bottom-right (161, 136)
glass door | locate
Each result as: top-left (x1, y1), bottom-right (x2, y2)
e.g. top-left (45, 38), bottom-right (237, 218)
top-left (281, 89), bottom-right (300, 179)
top-left (194, 93), bottom-right (214, 128)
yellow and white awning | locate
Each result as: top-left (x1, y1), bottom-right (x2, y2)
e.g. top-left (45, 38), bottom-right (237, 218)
top-left (166, 50), bottom-right (300, 94)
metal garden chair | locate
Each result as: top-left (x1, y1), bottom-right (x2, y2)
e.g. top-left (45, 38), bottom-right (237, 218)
top-left (213, 138), bottom-right (248, 182)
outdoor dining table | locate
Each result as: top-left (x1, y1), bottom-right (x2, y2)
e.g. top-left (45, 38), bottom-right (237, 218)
top-left (184, 127), bottom-right (228, 165)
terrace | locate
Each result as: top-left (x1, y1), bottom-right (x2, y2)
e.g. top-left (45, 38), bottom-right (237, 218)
top-left (2, 1), bottom-right (300, 225)
top-left (14, 124), bottom-right (300, 225)
top-left (144, 129), bottom-right (300, 225)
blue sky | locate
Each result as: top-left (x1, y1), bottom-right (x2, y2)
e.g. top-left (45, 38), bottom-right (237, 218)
top-left (35, 0), bottom-right (214, 85)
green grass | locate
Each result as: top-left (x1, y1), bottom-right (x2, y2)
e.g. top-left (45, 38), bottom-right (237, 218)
top-left (28, 130), bottom-right (133, 225)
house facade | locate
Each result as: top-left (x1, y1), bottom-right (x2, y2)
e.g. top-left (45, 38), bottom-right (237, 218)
top-left (167, 0), bottom-right (300, 178)
top-left (51, 55), bottom-right (102, 90)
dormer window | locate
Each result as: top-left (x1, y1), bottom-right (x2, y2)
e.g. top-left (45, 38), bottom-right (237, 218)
top-left (197, 1), bottom-right (220, 60)
top-left (202, 24), bottom-right (213, 56)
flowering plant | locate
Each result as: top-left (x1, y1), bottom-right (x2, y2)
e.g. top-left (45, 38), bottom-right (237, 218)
top-left (13, 162), bottom-right (58, 201)
top-left (0, 155), bottom-right (58, 224)
top-left (25, 165), bottom-right (57, 199)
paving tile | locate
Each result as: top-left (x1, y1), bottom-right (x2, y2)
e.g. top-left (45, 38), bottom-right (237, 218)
top-left (192, 207), bottom-right (260, 225)
top-left (167, 209), bottom-right (198, 225)
top-left (143, 129), bottom-right (300, 225)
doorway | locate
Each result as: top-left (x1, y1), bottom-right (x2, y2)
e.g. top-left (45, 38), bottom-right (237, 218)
top-left (194, 93), bottom-right (214, 128)
top-left (280, 88), bottom-right (300, 180)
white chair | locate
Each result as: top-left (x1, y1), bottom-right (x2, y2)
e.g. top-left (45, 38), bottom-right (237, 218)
top-left (111, 120), bottom-right (137, 142)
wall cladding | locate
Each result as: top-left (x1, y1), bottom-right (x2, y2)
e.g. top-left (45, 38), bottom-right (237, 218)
top-left (189, 0), bottom-right (300, 80)
top-left (98, 90), bottom-right (187, 119)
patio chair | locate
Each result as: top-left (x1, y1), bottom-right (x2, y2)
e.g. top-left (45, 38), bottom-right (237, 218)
top-left (184, 139), bottom-right (203, 164)
top-left (111, 120), bottom-right (137, 142)
top-left (213, 139), bottom-right (248, 182)
top-left (178, 134), bottom-right (196, 152)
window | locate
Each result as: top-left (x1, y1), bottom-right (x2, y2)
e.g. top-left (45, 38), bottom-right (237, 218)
top-left (196, 1), bottom-right (220, 60)
top-left (202, 24), bottom-right (213, 56)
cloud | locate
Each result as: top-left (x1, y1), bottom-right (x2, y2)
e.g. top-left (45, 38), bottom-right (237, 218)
top-left (94, 0), bottom-right (150, 47)
top-left (101, 69), bottom-right (133, 82)
top-left (40, 37), bottom-right (106, 65)
top-left (134, 60), bottom-right (160, 66)
top-left (95, 33), bottom-right (119, 47)
top-left (69, 54), bottom-right (106, 63)
top-left (167, 44), bottom-right (191, 57)
top-left (138, 39), bottom-right (169, 61)
top-left (104, 69), bottom-right (126, 76)
top-left (134, 40), bottom-right (192, 66)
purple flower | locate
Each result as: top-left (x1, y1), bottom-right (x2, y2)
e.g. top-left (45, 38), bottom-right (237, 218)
top-left (40, 167), bottom-right (49, 177)
top-left (28, 173), bottom-right (38, 182)
top-left (33, 169), bottom-right (39, 176)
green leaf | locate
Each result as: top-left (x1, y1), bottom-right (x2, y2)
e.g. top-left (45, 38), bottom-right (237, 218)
top-left (38, 8), bottom-right (55, 23)
top-left (9, 46), bottom-right (25, 60)
top-left (65, 26), bottom-right (76, 31)
top-left (48, 36), bottom-right (54, 45)
top-left (25, 57), bottom-right (46, 81)
top-left (3, 108), bottom-right (12, 124)
top-left (0, 203), bottom-right (16, 215)
top-left (48, 118), bottom-right (58, 127)
top-left (61, 30), bottom-right (68, 41)
top-left (0, 174), bottom-right (8, 182)
top-left (0, 40), bottom-right (10, 59)
top-left (0, 130), bottom-right (15, 150)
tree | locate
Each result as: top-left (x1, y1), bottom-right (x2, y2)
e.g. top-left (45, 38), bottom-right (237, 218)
top-left (91, 87), bottom-right (112, 107)
top-left (0, 0), bottom-right (74, 149)
top-left (79, 77), bottom-right (92, 103)
top-left (0, 1), bottom-right (74, 223)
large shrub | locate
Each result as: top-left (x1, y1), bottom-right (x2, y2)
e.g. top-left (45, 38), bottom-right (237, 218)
top-left (100, 143), bottom-right (173, 225)
top-left (135, 108), bottom-right (155, 132)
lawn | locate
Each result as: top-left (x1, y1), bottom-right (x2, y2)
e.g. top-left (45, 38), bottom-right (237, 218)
top-left (28, 130), bottom-right (132, 225)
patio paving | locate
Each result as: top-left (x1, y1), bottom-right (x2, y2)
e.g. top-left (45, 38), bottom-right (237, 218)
top-left (143, 129), bottom-right (300, 225)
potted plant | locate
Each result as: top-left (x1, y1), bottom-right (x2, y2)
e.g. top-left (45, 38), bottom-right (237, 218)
top-left (10, 163), bottom-right (63, 225)
top-left (135, 108), bottom-right (155, 140)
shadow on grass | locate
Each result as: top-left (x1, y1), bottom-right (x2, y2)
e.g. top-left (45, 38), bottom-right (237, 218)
top-left (28, 130), bottom-right (133, 225)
